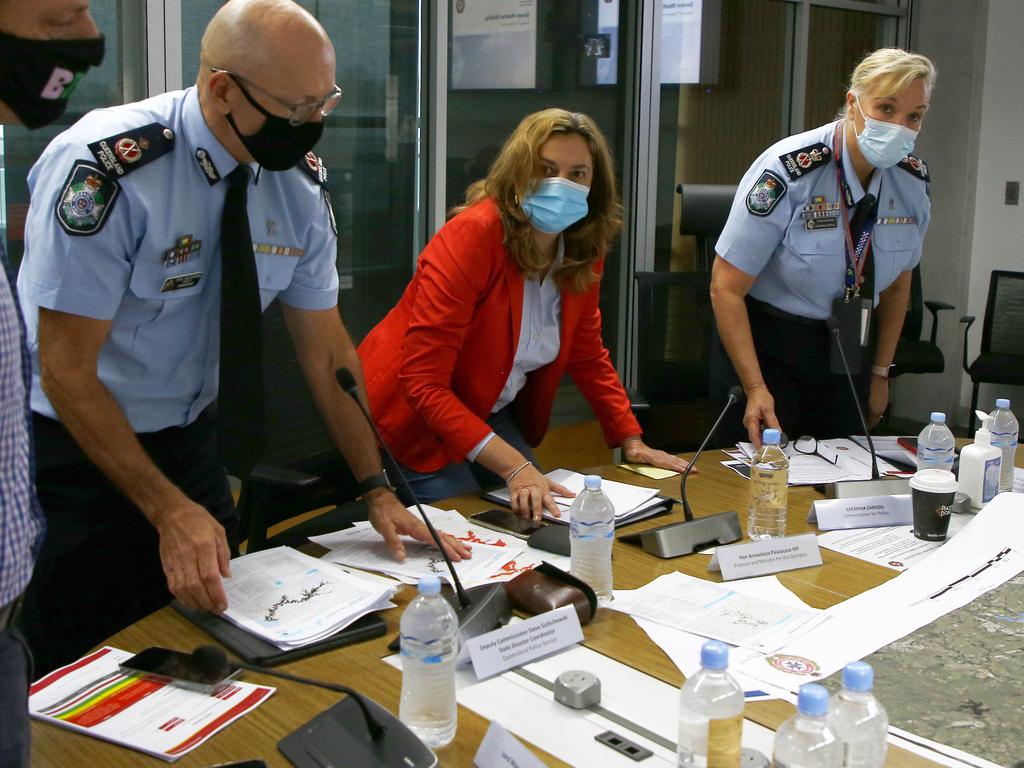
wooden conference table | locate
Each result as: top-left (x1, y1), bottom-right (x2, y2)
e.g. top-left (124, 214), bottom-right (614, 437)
top-left (31, 455), bottom-right (945, 768)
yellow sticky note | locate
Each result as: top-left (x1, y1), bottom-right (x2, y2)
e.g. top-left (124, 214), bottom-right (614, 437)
top-left (619, 463), bottom-right (679, 480)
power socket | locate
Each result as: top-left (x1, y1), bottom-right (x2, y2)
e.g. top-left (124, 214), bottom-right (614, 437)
top-left (1006, 181), bottom-right (1020, 206)
top-left (553, 670), bottom-right (601, 709)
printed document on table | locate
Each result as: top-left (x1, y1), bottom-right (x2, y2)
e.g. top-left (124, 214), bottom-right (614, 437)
top-left (735, 438), bottom-right (901, 485)
top-left (609, 570), bottom-right (826, 653)
top-left (737, 493), bottom-right (1024, 694)
top-left (485, 468), bottom-right (660, 523)
top-left (816, 514), bottom-right (973, 571)
top-left (220, 547), bottom-right (394, 648)
top-left (29, 646), bottom-right (274, 762)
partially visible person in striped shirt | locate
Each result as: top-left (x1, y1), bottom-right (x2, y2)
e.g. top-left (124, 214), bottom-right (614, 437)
top-left (0, 3), bottom-right (104, 767)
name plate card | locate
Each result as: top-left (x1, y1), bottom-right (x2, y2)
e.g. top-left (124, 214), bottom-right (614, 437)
top-left (808, 494), bottom-right (913, 530)
top-left (474, 721), bottom-right (548, 768)
top-left (467, 605), bottom-right (584, 680)
top-left (708, 533), bottom-right (822, 580)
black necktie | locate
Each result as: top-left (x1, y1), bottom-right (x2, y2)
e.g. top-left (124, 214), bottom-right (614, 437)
top-left (218, 165), bottom-right (264, 476)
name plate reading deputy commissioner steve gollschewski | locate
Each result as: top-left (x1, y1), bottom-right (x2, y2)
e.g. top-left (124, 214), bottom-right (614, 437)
top-left (709, 533), bottom-right (822, 580)
top-left (467, 605), bottom-right (584, 680)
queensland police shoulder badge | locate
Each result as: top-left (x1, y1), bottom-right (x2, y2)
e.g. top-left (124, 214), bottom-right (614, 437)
top-left (55, 162), bottom-right (120, 236)
top-left (746, 170), bottom-right (787, 217)
top-left (897, 154), bottom-right (930, 183)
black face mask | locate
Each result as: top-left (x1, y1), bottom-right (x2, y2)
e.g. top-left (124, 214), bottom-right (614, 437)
top-left (0, 31), bottom-right (105, 128)
top-left (225, 77), bottom-right (323, 172)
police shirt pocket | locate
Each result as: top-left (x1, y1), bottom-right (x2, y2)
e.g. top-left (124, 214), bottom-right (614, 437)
top-left (127, 259), bottom-right (206, 319)
top-left (872, 224), bottom-right (920, 291)
top-left (255, 251), bottom-right (299, 307)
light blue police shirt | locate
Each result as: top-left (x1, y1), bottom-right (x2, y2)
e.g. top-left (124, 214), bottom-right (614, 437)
top-left (716, 119), bottom-right (931, 320)
top-left (17, 87), bottom-right (339, 433)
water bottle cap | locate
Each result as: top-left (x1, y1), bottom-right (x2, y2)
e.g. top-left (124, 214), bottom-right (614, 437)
top-left (762, 428), bottom-right (781, 445)
top-left (797, 683), bottom-right (830, 716)
top-left (584, 474), bottom-right (603, 490)
top-left (842, 661), bottom-right (874, 692)
top-left (417, 575), bottom-right (442, 595)
top-left (996, 398), bottom-right (1010, 409)
top-left (930, 412), bottom-right (946, 424)
top-left (700, 639), bottom-right (729, 670)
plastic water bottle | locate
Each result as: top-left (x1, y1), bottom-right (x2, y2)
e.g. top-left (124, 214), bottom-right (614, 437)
top-left (827, 662), bottom-right (888, 768)
top-left (990, 399), bottom-right (1019, 492)
top-left (774, 683), bottom-right (841, 767)
top-left (677, 640), bottom-right (744, 768)
top-left (569, 474), bottom-right (615, 600)
top-left (399, 575), bottom-right (458, 747)
top-left (916, 412), bottom-right (955, 472)
top-left (747, 428), bottom-right (789, 540)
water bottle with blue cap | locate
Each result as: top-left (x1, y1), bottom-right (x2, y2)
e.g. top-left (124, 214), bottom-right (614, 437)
top-left (677, 639), bottom-right (744, 767)
top-left (569, 474), bottom-right (615, 600)
top-left (827, 661), bottom-right (888, 767)
top-left (989, 398), bottom-right (1019, 492)
top-left (748, 428), bottom-right (789, 540)
top-left (774, 683), bottom-right (841, 767)
top-left (916, 412), bottom-right (955, 471)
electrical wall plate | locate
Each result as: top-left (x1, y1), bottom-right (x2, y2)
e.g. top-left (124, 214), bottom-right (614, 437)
top-left (594, 731), bottom-right (653, 762)
top-left (553, 670), bottom-right (601, 709)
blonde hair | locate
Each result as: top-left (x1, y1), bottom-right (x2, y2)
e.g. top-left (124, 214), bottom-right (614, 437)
top-left (451, 108), bottom-right (622, 293)
top-left (836, 48), bottom-right (936, 119)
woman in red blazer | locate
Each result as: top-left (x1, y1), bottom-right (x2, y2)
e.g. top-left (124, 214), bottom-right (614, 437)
top-left (359, 109), bottom-right (688, 519)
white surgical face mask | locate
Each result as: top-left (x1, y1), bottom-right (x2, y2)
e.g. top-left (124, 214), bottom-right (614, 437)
top-left (853, 93), bottom-right (918, 169)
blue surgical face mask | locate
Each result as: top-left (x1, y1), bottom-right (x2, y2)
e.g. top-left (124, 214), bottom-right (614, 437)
top-left (521, 177), bottom-right (590, 234)
top-left (853, 93), bottom-right (918, 169)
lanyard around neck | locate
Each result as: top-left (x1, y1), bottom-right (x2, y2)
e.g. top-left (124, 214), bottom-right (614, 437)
top-left (833, 123), bottom-right (876, 302)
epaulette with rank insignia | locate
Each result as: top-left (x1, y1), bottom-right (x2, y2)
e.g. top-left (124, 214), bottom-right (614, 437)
top-left (298, 151), bottom-right (328, 186)
top-left (779, 141), bottom-right (832, 181)
top-left (897, 154), bottom-right (930, 183)
top-left (87, 122), bottom-right (175, 178)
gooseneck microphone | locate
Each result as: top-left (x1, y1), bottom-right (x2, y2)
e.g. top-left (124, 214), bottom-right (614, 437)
top-left (679, 385), bottom-right (745, 522)
top-left (826, 317), bottom-right (880, 480)
top-left (191, 645), bottom-right (386, 740)
top-left (619, 385), bottom-right (744, 558)
top-left (334, 367), bottom-right (510, 641)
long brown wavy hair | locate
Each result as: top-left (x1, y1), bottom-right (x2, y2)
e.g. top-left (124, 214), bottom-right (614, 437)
top-left (451, 108), bottom-right (623, 293)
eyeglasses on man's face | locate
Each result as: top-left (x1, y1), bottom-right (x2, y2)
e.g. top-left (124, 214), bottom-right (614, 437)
top-left (211, 67), bottom-right (343, 126)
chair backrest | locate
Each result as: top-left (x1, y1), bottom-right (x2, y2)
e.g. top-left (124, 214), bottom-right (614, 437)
top-left (901, 264), bottom-right (925, 340)
top-left (634, 271), bottom-right (713, 401)
top-left (676, 184), bottom-right (736, 271)
top-left (981, 270), bottom-right (1024, 356)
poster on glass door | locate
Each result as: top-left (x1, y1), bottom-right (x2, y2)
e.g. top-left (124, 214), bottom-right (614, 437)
top-left (451, 0), bottom-right (537, 90)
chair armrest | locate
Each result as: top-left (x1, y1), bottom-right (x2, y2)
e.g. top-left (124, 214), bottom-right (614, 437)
top-left (923, 301), bottom-right (954, 344)
top-left (625, 385), bottom-right (650, 433)
top-left (247, 463), bottom-right (322, 490)
top-left (959, 315), bottom-right (976, 373)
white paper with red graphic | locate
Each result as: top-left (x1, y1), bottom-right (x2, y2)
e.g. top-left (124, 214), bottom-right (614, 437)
top-left (29, 647), bottom-right (274, 762)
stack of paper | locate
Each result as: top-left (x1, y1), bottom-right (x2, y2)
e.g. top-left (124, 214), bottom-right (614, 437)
top-left (311, 506), bottom-right (571, 588)
top-left (721, 438), bottom-right (902, 485)
top-left (484, 468), bottom-right (668, 525)
top-left (219, 547), bottom-right (396, 650)
top-left (30, 646), bottom-right (274, 762)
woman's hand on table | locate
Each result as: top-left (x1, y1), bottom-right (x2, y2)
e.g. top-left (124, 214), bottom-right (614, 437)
top-left (621, 437), bottom-right (694, 474)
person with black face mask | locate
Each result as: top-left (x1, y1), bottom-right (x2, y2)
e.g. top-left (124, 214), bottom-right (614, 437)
top-left (0, 3), bottom-right (102, 766)
top-left (14, 0), bottom-right (469, 680)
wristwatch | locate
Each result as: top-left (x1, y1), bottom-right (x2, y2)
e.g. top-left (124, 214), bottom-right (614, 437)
top-left (356, 469), bottom-right (395, 497)
top-left (871, 364), bottom-right (895, 379)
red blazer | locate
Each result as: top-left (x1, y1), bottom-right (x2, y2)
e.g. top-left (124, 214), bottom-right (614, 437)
top-left (358, 199), bottom-right (641, 473)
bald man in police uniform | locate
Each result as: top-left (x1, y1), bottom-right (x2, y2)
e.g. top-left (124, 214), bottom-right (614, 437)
top-left (710, 49), bottom-right (933, 448)
top-left (16, 0), bottom-right (468, 674)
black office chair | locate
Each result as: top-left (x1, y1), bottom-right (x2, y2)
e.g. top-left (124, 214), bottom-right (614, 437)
top-left (633, 270), bottom-right (714, 452)
top-left (892, 265), bottom-right (954, 378)
top-left (676, 183), bottom-right (736, 271)
top-left (235, 300), bottom-right (364, 553)
top-left (960, 270), bottom-right (1024, 434)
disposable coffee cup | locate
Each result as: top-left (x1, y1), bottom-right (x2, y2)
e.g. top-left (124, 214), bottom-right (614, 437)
top-left (909, 469), bottom-right (958, 541)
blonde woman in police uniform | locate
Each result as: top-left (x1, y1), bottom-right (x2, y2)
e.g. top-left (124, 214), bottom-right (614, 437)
top-left (710, 48), bottom-right (935, 447)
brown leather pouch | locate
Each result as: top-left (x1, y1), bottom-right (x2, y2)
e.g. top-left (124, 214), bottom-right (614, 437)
top-left (504, 562), bottom-right (598, 625)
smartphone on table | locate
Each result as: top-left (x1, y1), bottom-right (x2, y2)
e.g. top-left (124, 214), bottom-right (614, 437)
top-left (470, 508), bottom-right (546, 539)
top-left (119, 646), bottom-right (242, 693)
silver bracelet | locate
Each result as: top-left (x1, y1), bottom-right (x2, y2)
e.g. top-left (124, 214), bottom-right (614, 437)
top-left (504, 460), bottom-right (533, 485)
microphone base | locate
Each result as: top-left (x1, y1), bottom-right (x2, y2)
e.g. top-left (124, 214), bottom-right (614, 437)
top-left (619, 511), bottom-right (742, 559)
top-left (825, 477), bottom-right (911, 499)
top-left (278, 690), bottom-right (438, 768)
top-left (451, 583), bottom-right (512, 641)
